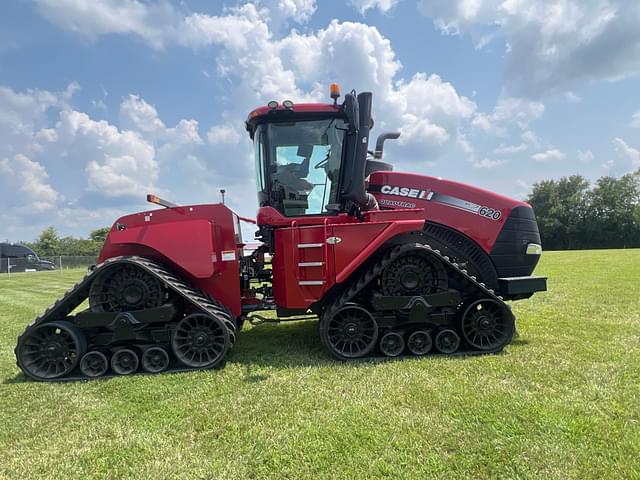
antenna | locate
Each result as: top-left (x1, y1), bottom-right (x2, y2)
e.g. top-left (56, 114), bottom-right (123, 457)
top-left (220, 189), bottom-right (226, 205)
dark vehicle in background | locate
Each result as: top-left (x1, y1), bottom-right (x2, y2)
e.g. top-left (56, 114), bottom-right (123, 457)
top-left (0, 243), bottom-right (56, 273)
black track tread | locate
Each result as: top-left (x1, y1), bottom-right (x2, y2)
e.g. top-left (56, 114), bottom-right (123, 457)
top-left (15, 256), bottom-right (235, 381)
top-left (321, 242), bottom-right (514, 358)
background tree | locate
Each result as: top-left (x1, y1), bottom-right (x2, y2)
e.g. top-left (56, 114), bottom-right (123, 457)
top-left (23, 226), bottom-right (110, 257)
top-left (587, 171), bottom-right (640, 248)
top-left (528, 170), bottom-right (640, 250)
top-left (89, 227), bottom-right (111, 243)
top-left (527, 175), bottom-right (590, 249)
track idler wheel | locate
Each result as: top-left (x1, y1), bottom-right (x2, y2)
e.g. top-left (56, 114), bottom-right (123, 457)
top-left (171, 313), bottom-right (231, 368)
top-left (461, 299), bottom-right (515, 351)
top-left (141, 347), bottom-right (170, 373)
top-left (16, 321), bottom-right (86, 380)
top-left (321, 304), bottom-right (379, 360)
top-left (80, 351), bottom-right (109, 377)
top-left (407, 330), bottom-right (432, 355)
top-left (111, 348), bottom-right (139, 375)
top-left (434, 329), bottom-right (460, 354)
top-left (379, 332), bottom-right (405, 357)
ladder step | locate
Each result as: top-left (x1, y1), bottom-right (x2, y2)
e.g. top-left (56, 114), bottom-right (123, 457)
top-left (298, 262), bottom-right (324, 267)
top-left (299, 280), bottom-right (324, 286)
top-left (298, 243), bottom-right (323, 248)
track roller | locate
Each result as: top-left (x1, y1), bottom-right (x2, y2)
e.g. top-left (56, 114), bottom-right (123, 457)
top-left (407, 330), bottom-right (432, 355)
top-left (141, 347), bottom-right (170, 373)
top-left (80, 351), bottom-right (109, 377)
top-left (171, 313), bottom-right (230, 368)
top-left (379, 332), bottom-right (405, 357)
top-left (16, 321), bottom-right (86, 380)
top-left (111, 349), bottom-right (139, 375)
top-left (434, 329), bottom-right (460, 354)
top-left (321, 304), bottom-right (379, 360)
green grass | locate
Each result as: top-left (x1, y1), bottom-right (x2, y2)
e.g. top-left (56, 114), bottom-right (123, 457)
top-left (1, 250), bottom-right (639, 479)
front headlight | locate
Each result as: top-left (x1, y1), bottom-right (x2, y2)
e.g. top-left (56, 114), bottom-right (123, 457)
top-left (526, 243), bottom-right (543, 255)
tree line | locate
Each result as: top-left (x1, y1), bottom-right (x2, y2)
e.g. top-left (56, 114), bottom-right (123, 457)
top-left (527, 170), bottom-right (640, 250)
top-left (22, 226), bottom-right (110, 257)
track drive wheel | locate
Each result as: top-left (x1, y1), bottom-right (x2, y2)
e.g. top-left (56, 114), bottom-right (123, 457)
top-left (89, 263), bottom-right (165, 313)
top-left (407, 330), bottom-right (432, 355)
top-left (380, 248), bottom-right (447, 296)
top-left (460, 299), bottom-right (515, 351)
top-left (171, 313), bottom-right (230, 368)
top-left (379, 332), bottom-right (405, 357)
top-left (16, 321), bottom-right (86, 380)
top-left (321, 304), bottom-right (378, 360)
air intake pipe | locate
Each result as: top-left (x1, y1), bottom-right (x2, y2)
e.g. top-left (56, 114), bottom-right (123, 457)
top-left (373, 131), bottom-right (401, 159)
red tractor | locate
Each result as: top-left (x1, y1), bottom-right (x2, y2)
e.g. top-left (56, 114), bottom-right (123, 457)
top-left (15, 86), bottom-right (546, 381)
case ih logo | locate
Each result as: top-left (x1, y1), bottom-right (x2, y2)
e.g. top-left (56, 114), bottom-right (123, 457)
top-left (380, 185), bottom-right (432, 199)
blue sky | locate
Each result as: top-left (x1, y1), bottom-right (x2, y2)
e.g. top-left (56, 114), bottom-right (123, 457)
top-left (1, 0), bottom-right (639, 241)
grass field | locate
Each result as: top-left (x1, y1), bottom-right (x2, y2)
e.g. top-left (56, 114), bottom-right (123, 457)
top-left (1, 250), bottom-right (639, 479)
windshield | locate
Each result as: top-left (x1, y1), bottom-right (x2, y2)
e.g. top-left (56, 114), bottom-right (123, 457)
top-left (254, 118), bottom-right (346, 216)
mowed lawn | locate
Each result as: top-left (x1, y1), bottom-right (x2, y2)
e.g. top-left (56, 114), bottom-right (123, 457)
top-left (0, 250), bottom-right (638, 479)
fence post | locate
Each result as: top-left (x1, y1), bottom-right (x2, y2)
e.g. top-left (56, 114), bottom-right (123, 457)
top-left (59, 255), bottom-right (63, 272)
top-left (7, 257), bottom-right (10, 276)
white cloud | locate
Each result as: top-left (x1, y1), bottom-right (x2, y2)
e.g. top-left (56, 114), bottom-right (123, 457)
top-left (630, 110), bottom-right (640, 128)
top-left (493, 143), bottom-right (527, 155)
top-left (473, 157), bottom-right (506, 169)
top-left (207, 125), bottom-right (241, 145)
top-left (613, 137), bottom-right (640, 166)
top-left (601, 159), bottom-right (615, 169)
top-left (564, 91), bottom-right (582, 103)
top-left (56, 109), bottom-right (158, 198)
top-left (35, 3), bottom-right (476, 166)
top-left (1, 154), bottom-right (60, 213)
top-left (349, 0), bottom-right (399, 14)
top-left (417, 0), bottom-right (640, 97)
top-left (578, 149), bottom-right (594, 163)
top-left (471, 97), bottom-right (544, 136)
top-left (34, 0), bottom-right (179, 49)
top-left (531, 149), bottom-right (566, 162)
top-left (261, 0), bottom-right (317, 24)
top-left (119, 95), bottom-right (166, 134)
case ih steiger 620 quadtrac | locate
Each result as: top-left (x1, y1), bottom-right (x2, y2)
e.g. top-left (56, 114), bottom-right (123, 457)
top-left (15, 85), bottom-right (546, 381)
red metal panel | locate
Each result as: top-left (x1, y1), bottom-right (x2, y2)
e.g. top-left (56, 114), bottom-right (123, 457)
top-left (369, 171), bottom-right (530, 253)
top-left (98, 204), bottom-right (242, 316)
top-left (333, 220), bottom-right (425, 284)
top-left (108, 220), bottom-right (215, 278)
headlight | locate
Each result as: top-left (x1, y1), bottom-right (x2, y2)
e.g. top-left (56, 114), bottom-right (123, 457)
top-left (526, 243), bottom-right (542, 255)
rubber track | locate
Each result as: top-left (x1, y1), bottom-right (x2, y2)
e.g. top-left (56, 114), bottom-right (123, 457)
top-left (15, 256), bottom-right (236, 381)
top-left (321, 242), bottom-right (515, 358)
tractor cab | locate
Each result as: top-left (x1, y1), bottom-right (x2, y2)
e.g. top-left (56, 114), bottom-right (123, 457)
top-left (249, 109), bottom-right (347, 216)
top-left (246, 85), bottom-right (390, 219)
